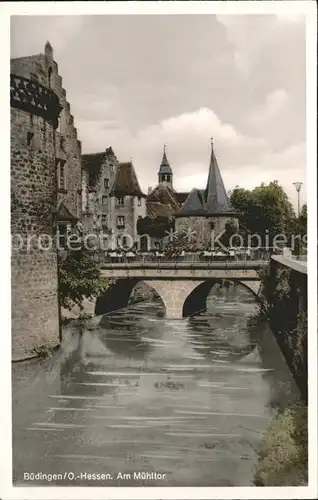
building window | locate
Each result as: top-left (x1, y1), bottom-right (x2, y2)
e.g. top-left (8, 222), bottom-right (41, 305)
top-left (60, 135), bottom-right (66, 151)
top-left (116, 197), bottom-right (124, 206)
top-left (102, 196), bottom-right (108, 204)
top-left (57, 160), bottom-right (67, 190)
top-left (57, 223), bottom-right (67, 248)
top-left (104, 178), bottom-right (109, 189)
top-left (117, 216), bottom-right (125, 229)
top-left (101, 214), bottom-right (108, 227)
top-left (117, 235), bottom-right (128, 249)
top-left (166, 174), bottom-right (171, 182)
top-left (48, 67), bottom-right (53, 88)
top-left (57, 108), bottom-right (65, 135)
top-left (140, 235), bottom-right (149, 252)
top-left (76, 192), bottom-right (81, 218)
top-left (88, 172), bottom-right (95, 186)
top-left (137, 197), bottom-right (142, 206)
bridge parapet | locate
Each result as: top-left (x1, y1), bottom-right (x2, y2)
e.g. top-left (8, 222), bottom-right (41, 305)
top-left (100, 248), bottom-right (273, 265)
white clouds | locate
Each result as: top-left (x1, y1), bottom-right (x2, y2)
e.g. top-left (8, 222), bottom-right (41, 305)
top-left (247, 89), bottom-right (290, 126)
top-left (220, 142), bottom-right (306, 207)
top-left (135, 107), bottom-right (266, 153)
top-left (10, 15), bottom-right (306, 209)
top-left (76, 104), bottom-right (305, 208)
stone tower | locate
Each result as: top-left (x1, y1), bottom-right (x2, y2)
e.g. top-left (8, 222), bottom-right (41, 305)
top-left (158, 145), bottom-right (173, 189)
top-left (175, 139), bottom-right (238, 248)
top-left (11, 67), bottom-right (62, 359)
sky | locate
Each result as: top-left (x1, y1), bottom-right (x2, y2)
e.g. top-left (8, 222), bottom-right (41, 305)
top-left (10, 14), bottom-right (307, 208)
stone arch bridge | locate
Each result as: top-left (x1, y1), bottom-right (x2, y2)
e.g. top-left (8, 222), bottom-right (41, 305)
top-left (96, 261), bottom-right (267, 319)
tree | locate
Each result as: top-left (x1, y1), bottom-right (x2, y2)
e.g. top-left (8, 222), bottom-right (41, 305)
top-left (230, 181), bottom-right (297, 246)
top-left (58, 249), bottom-right (108, 310)
top-left (298, 204), bottom-right (307, 236)
top-left (137, 215), bottom-right (174, 239)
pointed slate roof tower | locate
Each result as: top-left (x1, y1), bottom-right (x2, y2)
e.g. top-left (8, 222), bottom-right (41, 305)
top-left (176, 138), bottom-right (236, 217)
top-left (204, 138), bottom-right (235, 215)
top-left (158, 145), bottom-right (173, 176)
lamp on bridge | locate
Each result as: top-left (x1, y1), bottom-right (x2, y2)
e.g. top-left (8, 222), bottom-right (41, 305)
top-left (293, 182), bottom-right (303, 218)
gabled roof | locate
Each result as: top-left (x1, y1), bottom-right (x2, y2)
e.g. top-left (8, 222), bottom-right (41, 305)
top-left (82, 147), bottom-right (118, 186)
top-left (56, 201), bottom-right (78, 222)
top-left (109, 161), bottom-right (145, 197)
top-left (158, 147), bottom-right (172, 175)
top-left (175, 142), bottom-right (236, 218)
top-left (147, 202), bottom-right (173, 218)
top-left (147, 184), bottom-right (180, 211)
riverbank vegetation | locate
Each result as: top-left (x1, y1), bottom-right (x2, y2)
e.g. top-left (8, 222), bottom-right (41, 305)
top-left (254, 402), bottom-right (307, 486)
top-left (255, 260), bottom-right (308, 486)
top-left (259, 261), bottom-right (307, 397)
top-left (58, 249), bottom-right (108, 311)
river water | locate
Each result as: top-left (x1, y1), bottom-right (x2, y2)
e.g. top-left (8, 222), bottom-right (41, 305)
top-left (12, 284), bottom-right (300, 486)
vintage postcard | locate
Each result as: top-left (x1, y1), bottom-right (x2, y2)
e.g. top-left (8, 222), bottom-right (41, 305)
top-left (0, 1), bottom-right (317, 499)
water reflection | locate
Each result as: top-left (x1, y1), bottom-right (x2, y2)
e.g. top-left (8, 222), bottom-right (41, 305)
top-left (12, 282), bottom-right (301, 487)
top-left (187, 316), bottom-right (257, 363)
top-left (186, 283), bottom-right (258, 363)
top-left (98, 303), bottom-right (163, 359)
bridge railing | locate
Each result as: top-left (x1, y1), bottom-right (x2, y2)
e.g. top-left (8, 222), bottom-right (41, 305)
top-left (97, 247), bottom-right (279, 265)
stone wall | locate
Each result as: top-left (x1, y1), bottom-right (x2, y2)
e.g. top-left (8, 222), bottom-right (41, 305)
top-left (175, 216), bottom-right (239, 248)
top-left (260, 259), bottom-right (308, 400)
top-left (11, 106), bottom-right (60, 360)
top-left (81, 150), bottom-right (146, 249)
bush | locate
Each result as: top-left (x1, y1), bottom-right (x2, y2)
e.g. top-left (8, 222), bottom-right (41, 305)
top-left (32, 344), bottom-right (55, 359)
top-left (58, 249), bottom-right (108, 311)
top-left (254, 402), bottom-right (307, 486)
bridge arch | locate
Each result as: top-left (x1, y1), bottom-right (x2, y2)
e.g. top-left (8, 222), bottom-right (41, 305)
top-left (95, 277), bottom-right (263, 319)
top-left (182, 279), bottom-right (263, 318)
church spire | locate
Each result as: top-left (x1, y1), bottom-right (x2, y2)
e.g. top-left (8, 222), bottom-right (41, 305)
top-left (205, 138), bottom-right (235, 214)
top-left (158, 145), bottom-right (173, 188)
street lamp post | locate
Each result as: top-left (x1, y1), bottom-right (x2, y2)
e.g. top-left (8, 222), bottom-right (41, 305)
top-left (293, 182), bottom-right (303, 218)
top-left (293, 182), bottom-right (303, 258)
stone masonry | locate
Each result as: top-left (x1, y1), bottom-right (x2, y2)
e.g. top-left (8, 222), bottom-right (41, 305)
top-left (175, 216), bottom-right (239, 249)
top-left (11, 42), bottom-right (82, 228)
top-left (82, 153), bottom-right (147, 249)
top-left (11, 87), bottom-right (61, 359)
top-left (82, 148), bottom-right (118, 234)
top-left (145, 280), bottom-right (205, 318)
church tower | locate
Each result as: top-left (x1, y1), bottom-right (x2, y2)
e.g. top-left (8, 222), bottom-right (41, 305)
top-left (158, 145), bottom-right (173, 189)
